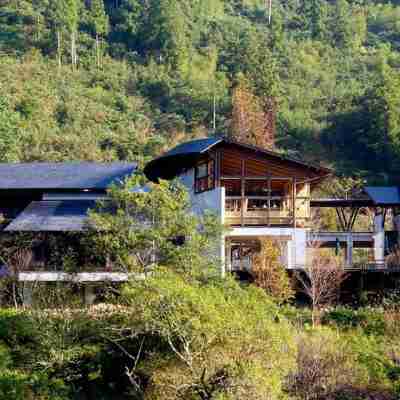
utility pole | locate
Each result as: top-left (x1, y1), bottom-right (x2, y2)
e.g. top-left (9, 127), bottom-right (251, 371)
top-left (57, 30), bottom-right (62, 72)
top-left (212, 92), bottom-right (216, 134)
top-left (267, 0), bottom-right (272, 25)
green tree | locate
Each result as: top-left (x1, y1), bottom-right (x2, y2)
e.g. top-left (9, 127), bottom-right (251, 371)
top-left (88, 174), bottom-right (223, 277)
top-left (333, 0), bottom-right (366, 50)
top-left (253, 238), bottom-right (294, 304)
top-left (143, 0), bottom-right (192, 73)
top-left (0, 97), bottom-right (21, 162)
top-left (49, 0), bottom-right (79, 68)
top-left (122, 270), bottom-right (295, 399)
top-left (86, 0), bottom-right (109, 68)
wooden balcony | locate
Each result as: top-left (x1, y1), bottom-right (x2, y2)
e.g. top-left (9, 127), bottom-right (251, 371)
top-left (225, 196), bottom-right (296, 226)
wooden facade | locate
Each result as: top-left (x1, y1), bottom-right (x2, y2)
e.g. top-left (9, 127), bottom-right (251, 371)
top-left (194, 143), bottom-right (324, 228)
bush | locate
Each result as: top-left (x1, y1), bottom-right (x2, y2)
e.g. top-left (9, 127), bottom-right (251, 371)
top-left (286, 328), bottom-right (363, 400)
top-left (0, 370), bottom-right (69, 400)
top-left (323, 307), bottom-right (386, 336)
top-left (122, 271), bottom-right (296, 399)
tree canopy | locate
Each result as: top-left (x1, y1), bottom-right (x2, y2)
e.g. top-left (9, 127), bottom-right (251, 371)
top-left (1, 0), bottom-right (400, 182)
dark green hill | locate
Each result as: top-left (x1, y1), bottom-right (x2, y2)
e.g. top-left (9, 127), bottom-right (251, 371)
top-left (1, 0), bottom-right (400, 183)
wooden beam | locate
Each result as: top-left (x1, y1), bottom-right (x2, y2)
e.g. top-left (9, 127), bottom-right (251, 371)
top-left (336, 208), bottom-right (346, 231)
top-left (220, 176), bottom-right (294, 180)
top-left (349, 207), bottom-right (360, 231)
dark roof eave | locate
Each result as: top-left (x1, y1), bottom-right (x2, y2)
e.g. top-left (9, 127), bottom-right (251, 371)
top-left (144, 137), bottom-right (333, 182)
top-left (224, 139), bottom-right (333, 175)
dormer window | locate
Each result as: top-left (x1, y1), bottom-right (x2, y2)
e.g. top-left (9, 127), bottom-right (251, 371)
top-left (195, 159), bottom-right (215, 193)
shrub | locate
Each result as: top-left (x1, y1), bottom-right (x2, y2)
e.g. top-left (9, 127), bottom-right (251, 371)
top-left (252, 238), bottom-right (294, 304)
top-left (323, 307), bottom-right (386, 336)
top-left (0, 370), bottom-right (69, 400)
top-left (286, 328), bottom-right (362, 399)
top-left (122, 271), bottom-right (296, 399)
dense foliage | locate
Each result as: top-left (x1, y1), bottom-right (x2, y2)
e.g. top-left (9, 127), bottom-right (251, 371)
top-left (1, 0), bottom-right (400, 181)
top-left (2, 1), bottom-right (400, 399)
top-left (2, 285), bottom-right (400, 399)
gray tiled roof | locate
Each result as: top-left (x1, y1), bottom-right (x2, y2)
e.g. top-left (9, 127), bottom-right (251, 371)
top-left (4, 200), bottom-right (96, 231)
top-left (0, 162), bottom-right (136, 190)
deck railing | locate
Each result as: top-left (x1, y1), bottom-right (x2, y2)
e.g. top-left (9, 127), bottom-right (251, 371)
top-left (225, 196), bottom-right (294, 226)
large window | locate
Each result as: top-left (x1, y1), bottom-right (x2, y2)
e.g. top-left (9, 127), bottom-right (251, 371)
top-left (195, 159), bottom-right (215, 193)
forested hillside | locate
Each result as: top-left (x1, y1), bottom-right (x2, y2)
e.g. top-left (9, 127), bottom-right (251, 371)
top-left (1, 0), bottom-right (400, 181)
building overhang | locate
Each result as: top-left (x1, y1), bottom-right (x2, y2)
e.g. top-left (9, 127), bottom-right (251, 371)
top-left (144, 137), bottom-right (332, 183)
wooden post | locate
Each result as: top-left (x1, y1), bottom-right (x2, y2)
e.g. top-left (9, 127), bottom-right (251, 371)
top-left (215, 150), bottom-right (221, 188)
top-left (225, 238), bottom-right (231, 274)
top-left (241, 160), bottom-right (245, 227)
top-left (293, 177), bottom-right (296, 228)
top-left (267, 176), bottom-right (271, 227)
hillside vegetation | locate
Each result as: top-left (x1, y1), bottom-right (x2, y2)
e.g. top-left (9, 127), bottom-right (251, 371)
top-left (1, 0), bottom-right (400, 181)
top-left (2, 2), bottom-right (400, 399)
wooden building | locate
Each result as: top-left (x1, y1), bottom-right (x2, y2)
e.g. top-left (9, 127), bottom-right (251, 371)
top-left (145, 137), bottom-right (332, 273)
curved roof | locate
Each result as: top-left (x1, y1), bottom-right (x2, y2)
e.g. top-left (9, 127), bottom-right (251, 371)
top-left (144, 137), bottom-right (332, 182)
top-left (144, 137), bottom-right (223, 182)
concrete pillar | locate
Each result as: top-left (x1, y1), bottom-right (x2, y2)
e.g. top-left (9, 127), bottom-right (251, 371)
top-left (287, 240), bottom-right (293, 269)
top-left (22, 283), bottom-right (33, 307)
top-left (225, 238), bottom-right (231, 274)
top-left (294, 229), bottom-right (307, 268)
top-left (346, 234), bottom-right (353, 267)
top-left (373, 208), bottom-right (385, 265)
top-left (84, 285), bottom-right (96, 306)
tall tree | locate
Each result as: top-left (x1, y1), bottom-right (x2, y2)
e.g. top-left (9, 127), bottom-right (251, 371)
top-left (231, 75), bottom-right (275, 149)
top-left (0, 97), bottom-right (20, 162)
top-left (50, 0), bottom-right (79, 69)
top-left (86, 0), bottom-right (109, 67)
top-left (143, 0), bottom-right (191, 72)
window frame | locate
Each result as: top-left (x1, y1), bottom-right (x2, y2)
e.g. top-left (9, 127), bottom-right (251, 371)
top-left (194, 159), bottom-right (215, 194)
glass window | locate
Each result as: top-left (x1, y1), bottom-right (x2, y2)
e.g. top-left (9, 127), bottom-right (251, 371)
top-left (195, 160), bottom-right (215, 193)
top-left (245, 180), bottom-right (269, 196)
top-left (222, 180), bottom-right (241, 197)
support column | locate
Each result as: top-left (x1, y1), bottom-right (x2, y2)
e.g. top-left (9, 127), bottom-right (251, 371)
top-left (22, 283), bottom-right (33, 307)
top-left (393, 207), bottom-right (400, 246)
top-left (84, 285), bottom-right (96, 306)
top-left (294, 229), bottom-right (307, 268)
top-left (373, 208), bottom-right (385, 265)
top-left (225, 238), bottom-right (231, 275)
top-left (220, 234), bottom-right (226, 278)
top-left (346, 233), bottom-right (353, 267)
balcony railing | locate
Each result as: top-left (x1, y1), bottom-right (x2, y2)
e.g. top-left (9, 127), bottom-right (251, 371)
top-left (225, 196), bottom-right (294, 226)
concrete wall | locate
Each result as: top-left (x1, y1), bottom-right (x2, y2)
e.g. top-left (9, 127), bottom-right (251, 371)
top-left (178, 168), bottom-right (226, 274)
top-left (178, 169), bottom-right (308, 271)
top-left (179, 168), bottom-right (225, 224)
top-left (227, 227), bottom-right (308, 269)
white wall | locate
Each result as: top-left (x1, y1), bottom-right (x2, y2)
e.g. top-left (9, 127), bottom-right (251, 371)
top-left (179, 168), bottom-right (225, 273)
top-left (179, 168), bottom-right (225, 224)
top-left (178, 169), bottom-right (308, 271)
top-left (227, 227), bottom-right (308, 269)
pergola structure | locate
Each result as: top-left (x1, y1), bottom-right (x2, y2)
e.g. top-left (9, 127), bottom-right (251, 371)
top-left (309, 186), bottom-right (400, 270)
